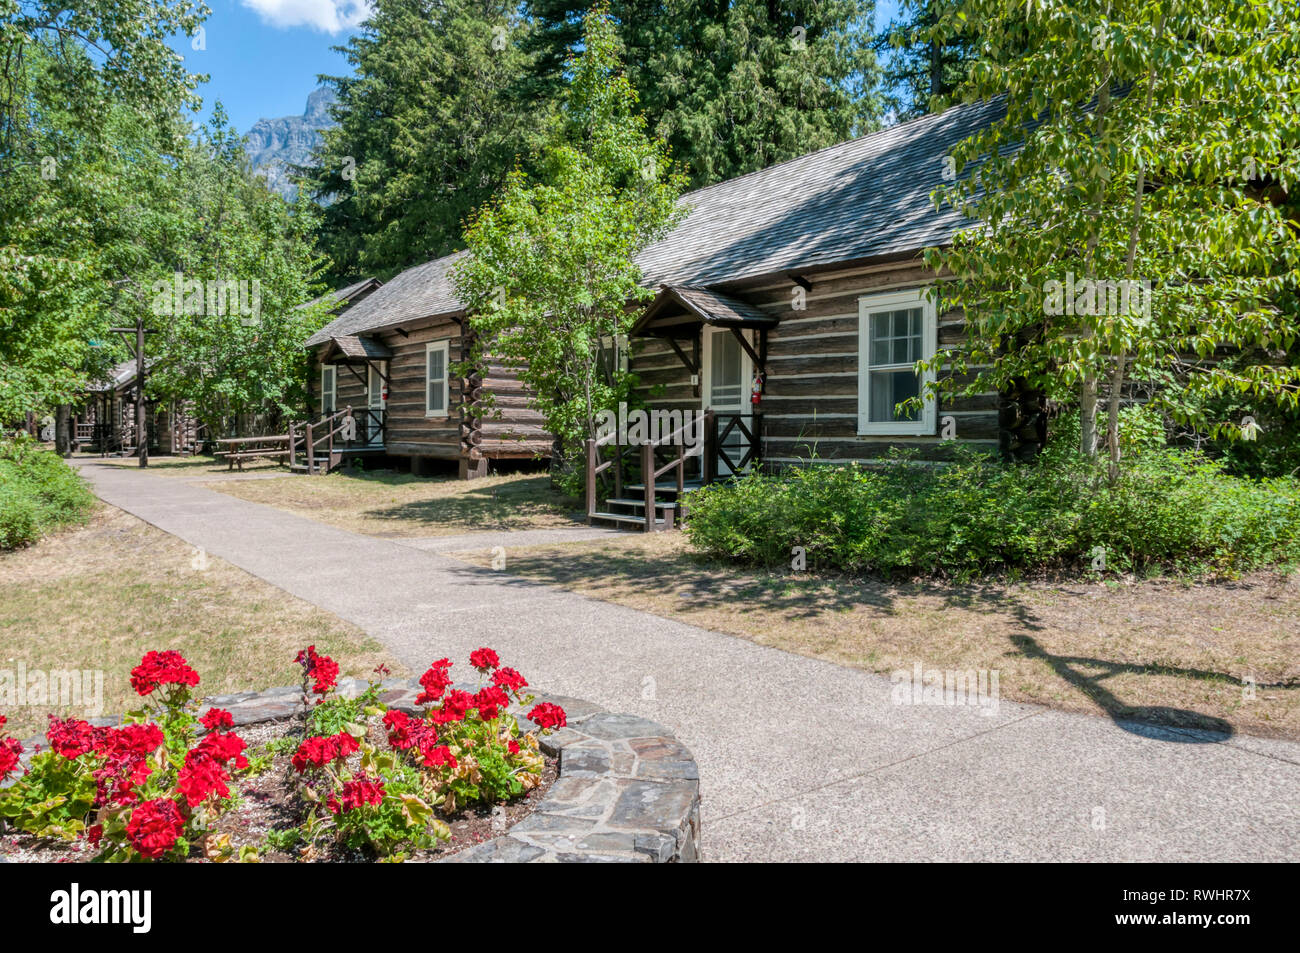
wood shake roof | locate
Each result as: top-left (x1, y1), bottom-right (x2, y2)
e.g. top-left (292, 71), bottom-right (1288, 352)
top-left (306, 98), bottom-right (1000, 349)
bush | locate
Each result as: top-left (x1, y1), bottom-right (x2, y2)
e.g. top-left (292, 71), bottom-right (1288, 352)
top-left (0, 436), bottom-right (95, 549)
top-left (683, 446), bottom-right (1300, 579)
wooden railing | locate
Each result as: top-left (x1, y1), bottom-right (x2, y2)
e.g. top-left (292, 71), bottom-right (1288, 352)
top-left (585, 410), bottom-right (710, 531)
top-left (706, 412), bottom-right (762, 482)
top-left (288, 405), bottom-right (354, 474)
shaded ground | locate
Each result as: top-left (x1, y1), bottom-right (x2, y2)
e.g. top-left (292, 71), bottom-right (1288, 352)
top-left (88, 453), bottom-right (286, 477)
top-left (449, 532), bottom-right (1300, 740)
top-left (205, 469), bottom-right (581, 538)
top-left (0, 506), bottom-right (404, 737)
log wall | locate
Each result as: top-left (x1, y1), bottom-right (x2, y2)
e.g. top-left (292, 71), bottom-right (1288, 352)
top-left (629, 260), bottom-right (1002, 466)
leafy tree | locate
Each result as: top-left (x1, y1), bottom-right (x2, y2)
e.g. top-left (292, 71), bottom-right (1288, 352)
top-left (923, 0), bottom-right (1300, 480)
top-left (523, 0), bottom-right (882, 188)
top-left (453, 6), bottom-right (685, 488)
top-left (0, 0), bottom-right (208, 422)
top-left (304, 0), bottom-right (546, 282)
top-left (144, 110), bottom-right (329, 436)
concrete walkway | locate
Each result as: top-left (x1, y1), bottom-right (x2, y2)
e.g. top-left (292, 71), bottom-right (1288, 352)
top-left (73, 459), bottom-right (1299, 862)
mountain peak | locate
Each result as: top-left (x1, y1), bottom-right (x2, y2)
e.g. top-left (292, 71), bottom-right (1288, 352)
top-left (245, 87), bottom-right (337, 200)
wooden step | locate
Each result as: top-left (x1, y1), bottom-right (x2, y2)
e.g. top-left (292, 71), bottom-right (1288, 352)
top-left (624, 482), bottom-right (703, 495)
top-left (588, 511), bottom-right (668, 528)
top-left (605, 497), bottom-right (679, 510)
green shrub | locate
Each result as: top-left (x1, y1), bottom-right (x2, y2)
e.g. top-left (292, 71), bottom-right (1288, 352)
top-left (0, 436), bottom-right (95, 549)
top-left (683, 446), bottom-right (1300, 579)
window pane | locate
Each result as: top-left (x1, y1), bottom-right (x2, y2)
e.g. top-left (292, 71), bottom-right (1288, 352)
top-left (869, 369), bottom-right (921, 422)
top-left (710, 333), bottom-right (743, 405)
top-left (891, 309), bottom-right (909, 337)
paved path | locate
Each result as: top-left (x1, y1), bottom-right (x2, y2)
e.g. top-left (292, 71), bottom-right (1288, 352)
top-left (74, 460), bottom-right (1300, 862)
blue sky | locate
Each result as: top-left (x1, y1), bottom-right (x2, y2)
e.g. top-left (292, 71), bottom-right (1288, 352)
top-left (177, 0), bottom-right (901, 134)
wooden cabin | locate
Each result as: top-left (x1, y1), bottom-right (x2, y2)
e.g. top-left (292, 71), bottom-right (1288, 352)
top-left (73, 358), bottom-right (202, 456)
top-left (303, 255), bottom-right (549, 478)
top-left (302, 99), bottom-right (1040, 498)
top-left (620, 97), bottom-right (1041, 477)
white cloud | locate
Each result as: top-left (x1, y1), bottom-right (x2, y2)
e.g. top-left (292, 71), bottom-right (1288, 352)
top-left (241, 0), bottom-right (372, 34)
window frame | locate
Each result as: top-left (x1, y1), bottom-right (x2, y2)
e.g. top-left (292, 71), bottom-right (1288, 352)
top-left (425, 341), bottom-right (450, 418)
top-left (320, 364), bottom-right (337, 414)
top-left (856, 287), bottom-right (938, 436)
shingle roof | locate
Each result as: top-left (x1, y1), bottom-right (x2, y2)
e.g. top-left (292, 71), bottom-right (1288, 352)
top-left (87, 357), bottom-right (158, 392)
top-left (305, 253), bottom-right (467, 347)
top-left (637, 97), bottom-right (1002, 286)
top-left (298, 277), bottom-right (381, 313)
top-left (634, 285), bottom-right (778, 335)
top-left (328, 334), bottom-right (394, 360)
top-left (304, 98), bottom-right (1001, 348)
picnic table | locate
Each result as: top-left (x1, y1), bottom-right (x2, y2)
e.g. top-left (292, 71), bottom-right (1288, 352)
top-left (213, 434), bottom-right (291, 471)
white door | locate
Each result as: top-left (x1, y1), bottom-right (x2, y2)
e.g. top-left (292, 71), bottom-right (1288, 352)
top-left (702, 327), bottom-right (753, 475)
top-left (367, 362), bottom-right (386, 447)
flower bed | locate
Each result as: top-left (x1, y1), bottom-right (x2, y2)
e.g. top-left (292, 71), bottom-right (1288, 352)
top-left (0, 647), bottom-right (702, 863)
top-left (0, 647), bottom-right (567, 862)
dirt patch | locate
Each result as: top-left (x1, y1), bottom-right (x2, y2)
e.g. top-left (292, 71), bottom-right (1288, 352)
top-left (204, 470), bottom-right (580, 539)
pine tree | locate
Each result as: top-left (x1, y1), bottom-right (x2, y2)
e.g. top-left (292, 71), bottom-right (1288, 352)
top-left (874, 0), bottom-right (975, 119)
top-left (522, 0), bottom-right (882, 188)
top-left (303, 0), bottom-right (546, 281)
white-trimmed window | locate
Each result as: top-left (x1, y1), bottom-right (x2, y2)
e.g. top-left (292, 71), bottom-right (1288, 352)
top-left (857, 288), bottom-right (937, 435)
top-left (425, 341), bottom-right (449, 416)
top-left (320, 365), bottom-right (337, 414)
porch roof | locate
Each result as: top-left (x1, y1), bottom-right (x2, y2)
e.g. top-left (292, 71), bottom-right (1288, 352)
top-left (631, 284), bottom-right (778, 337)
top-left (323, 335), bottom-right (393, 361)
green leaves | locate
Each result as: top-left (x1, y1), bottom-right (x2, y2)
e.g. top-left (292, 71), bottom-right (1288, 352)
top-left (922, 0), bottom-right (1300, 473)
top-left (303, 0), bottom-right (546, 281)
top-left (454, 7), bottom-right (685, 488)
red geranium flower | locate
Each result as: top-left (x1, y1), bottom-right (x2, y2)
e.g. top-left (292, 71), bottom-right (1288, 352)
top-left (201, 708), bottom-right (234, 731)
top-left (329, 775), bottom-right (386, 814)
top-left (469, 647), bottom-right (500, 672)
top-left (90, 724), bottom-right (166, 806)
top-left (295, 645), bottom-right (339, 697)
top-left (177, 751), bottom-right (231, 806)
top-left (491, 667), bottom-right (528, 693)
top-left (46, 716), bottom-right (99, 759)
top-left (473, 685), bottom-right (509, 721)
top-left (416, 658), bottom-right (453, 706)
top-left (506, 740), bottom-right (520, 755)
top-left (431, 689), bottom-right (473, 725)
top-left (527, 703), bottom-right (567, 731)
top-left (0, 737), bottom-right (23, 778)
top-left (130, 650), bottom-right (200, 696)
top-left (290, 732), bottom-right (359, 773)
top-left (194, 730), bottom-right (248, 769)
top-left (420, 744), bottom-right (457, 770)
top-left (383, 710), bottom-right (437, 752)
top-left (126, 798), bottom-right (185, 859)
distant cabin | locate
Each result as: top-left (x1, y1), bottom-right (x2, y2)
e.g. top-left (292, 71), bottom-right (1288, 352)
top-left (301, 98), bottom-right (1040, 482)
top-left (73, 358), bottom-right (201, 456)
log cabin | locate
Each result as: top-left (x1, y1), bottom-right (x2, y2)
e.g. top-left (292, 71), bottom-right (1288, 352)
top-left (304, 254), bottom-right (550, 478)
top-left (72, 358), bottom-right (202, 456)
top-left (302, 99), bottom-right (1037, 503)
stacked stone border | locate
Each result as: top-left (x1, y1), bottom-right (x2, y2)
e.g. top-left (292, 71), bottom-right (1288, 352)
top-left (6, 677), bottom-right (701, 864)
